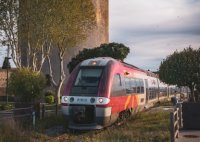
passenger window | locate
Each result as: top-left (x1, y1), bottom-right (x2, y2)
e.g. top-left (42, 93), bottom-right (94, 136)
top-left (136, 79), bottom-right (141, 93)
top-left (140, 79), bottom-right (144, 93)
top-left (125, 77), bottom-right (133, 93)
top-left (111, 74), bottom-right (124, 96)
top-left (131, 78), bottom-right (137, 93)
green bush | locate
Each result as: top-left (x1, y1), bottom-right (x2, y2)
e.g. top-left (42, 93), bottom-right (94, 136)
top-left (44, 90), bottom-right (55, 96)
top-left (8, 68), bottom-right (46, 103)
top-left (2, 104), bottom-right (14, 110)
top-left (45, 95), bottom-right (54, 104)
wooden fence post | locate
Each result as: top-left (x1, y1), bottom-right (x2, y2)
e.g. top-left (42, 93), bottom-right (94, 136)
top-left (32, 111), bottom-right (35, 129)
top-left (42, 104), bottom-right (45, 119)
top-left (170, 112), bottom-right (175, 142)
top-left (56, 103), bottom-right (58, 116)
top-left (177, 103), bottom-right (183, 128)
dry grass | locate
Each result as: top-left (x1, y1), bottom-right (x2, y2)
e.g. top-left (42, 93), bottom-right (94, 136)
top-left (0, 106), bottom-right (171, 142)
top-left (72, 111), bottom-right (171, 142)
top-left (0, 119), bottom-right (30, 142)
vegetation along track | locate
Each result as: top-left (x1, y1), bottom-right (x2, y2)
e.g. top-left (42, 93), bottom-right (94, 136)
top-left (45, 101), bottom-right (173, 141)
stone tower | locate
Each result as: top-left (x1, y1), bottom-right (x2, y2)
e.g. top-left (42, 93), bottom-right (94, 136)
top-left (19, 0), bottom-right (109, 83)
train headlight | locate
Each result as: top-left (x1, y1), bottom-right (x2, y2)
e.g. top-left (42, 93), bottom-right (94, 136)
top-left (63, 96), bottom-right (68, 102)
top-left (98, 98), bottom-right (103, 103)
top-left (70, 97), bottom-right (74, 102)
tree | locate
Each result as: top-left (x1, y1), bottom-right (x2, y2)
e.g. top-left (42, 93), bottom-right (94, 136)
top-left (19, 0), bottom-right (55, 71)
top-left (8, 68), bottom-right (46, 102)
top-left (159, 47), bottom-right (200, 102)
top-left (0, 0), bottom-right (20, 67)
top-left (0, 0), bottom-right (56, 71)
top-left (2, 0), bottom-right (96, 104)
top-left (43, 0), bottom-right (96, 104)
top-left (68, 42), bottom-right (130, 73)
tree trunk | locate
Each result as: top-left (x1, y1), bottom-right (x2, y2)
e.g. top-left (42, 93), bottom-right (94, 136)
top-left (56, 52), bottom-right (65, 104)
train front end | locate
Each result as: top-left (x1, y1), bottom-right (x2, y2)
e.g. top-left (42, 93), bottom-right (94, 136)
top-left (61, 58), bottom-right (113, 130)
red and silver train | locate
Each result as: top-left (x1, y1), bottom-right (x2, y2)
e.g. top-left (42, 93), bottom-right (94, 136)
top-left (61, 57), bottom-right (178, 130)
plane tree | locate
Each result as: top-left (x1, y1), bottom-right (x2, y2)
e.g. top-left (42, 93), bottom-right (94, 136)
top-left (1, 0), bottom-right (96, 104)
top-left (67, 42), bottom-right (130, 73)
top-left (0, 0), bottom-right (20, 67)
top-left (44, 0), bottom-right (96, 104)
top-left (159, 47), bottom-right (200, 102)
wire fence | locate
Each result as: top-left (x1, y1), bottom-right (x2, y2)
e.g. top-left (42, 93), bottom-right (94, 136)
top-left (0, 106), bottom-right (35, 127)
top-left (40, 103), bottom-right (61, 119)
top-left (0, 103), bottom-right (61, 128)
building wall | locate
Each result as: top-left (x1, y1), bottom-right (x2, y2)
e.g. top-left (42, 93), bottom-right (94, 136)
top-left (0, 69), bottom-right (13, 96)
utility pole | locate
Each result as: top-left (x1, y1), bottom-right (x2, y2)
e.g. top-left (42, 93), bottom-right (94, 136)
top-left (6, 45), bottom-right (11, 103)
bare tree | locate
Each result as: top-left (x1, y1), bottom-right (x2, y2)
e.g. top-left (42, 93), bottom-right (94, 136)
top-left (0, 0), bottom-right (20, 67)
top-left (46, 0), bottom-right (96, 104)
top-left (2, 0), bottom-right (96, 104)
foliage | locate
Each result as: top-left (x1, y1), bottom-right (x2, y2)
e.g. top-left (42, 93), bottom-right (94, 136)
top-left (44, 90), bottom-right (55, 96)
top-left (2, 57), bottom-right (11, 69)
top-left (0, 103), bottom-right (14, 110)
top-left (159, 47), bottom-right (200, 101)
top-left (44, 0), bottom-right (96, 104)
top-left (45, 95), bottom-right (54, 104)
top-left (8, 68), bottom-right (46, 102)
top-left (0, 0), bottom-right (20, 67)
top-left (1, 0), bottom-right (96, 104)
top-left (0, 109), bottom-right (170, 141)
top-left (68, 42), bottom-right (130, 73)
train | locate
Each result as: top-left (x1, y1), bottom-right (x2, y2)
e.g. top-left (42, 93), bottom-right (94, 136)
top-left (61, 57), bottom-right (183, 130)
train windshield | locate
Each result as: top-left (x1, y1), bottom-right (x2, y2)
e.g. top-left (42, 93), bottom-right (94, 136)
top-left (70, 68), bottom-right (103, 96)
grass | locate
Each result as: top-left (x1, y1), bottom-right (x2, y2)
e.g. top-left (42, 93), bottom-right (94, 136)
top-left (0, 119), bottom-right (30, 142)
top-left (0, 103), bottom-right (172, 142)
top-left (76, 111), bottom-right (171, 142)
top-left (154, 99), bottom-right (173, 107)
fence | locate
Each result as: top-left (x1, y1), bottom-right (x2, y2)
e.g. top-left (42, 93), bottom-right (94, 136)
top-left (0, 106), bottom-right (36, 128)
top-left (170, 103), bottom-right (183, 142)
top-left (39, 103), bottom-right (61, 119)
top-left (0, 103), bottom-right (62, 129)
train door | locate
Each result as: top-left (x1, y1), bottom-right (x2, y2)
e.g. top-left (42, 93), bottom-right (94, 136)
top-left (145, 79), bottom-right (149, 103)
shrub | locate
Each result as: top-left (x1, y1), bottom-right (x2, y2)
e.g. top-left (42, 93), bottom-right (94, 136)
top-left (45, 95), bottom-right (54, 104)
top-left (8, 68), bottom-right (46, 103)
top-left (44, 90), bottom-right (55, 96)
top-left (2, 103), bottom-right (14, 110)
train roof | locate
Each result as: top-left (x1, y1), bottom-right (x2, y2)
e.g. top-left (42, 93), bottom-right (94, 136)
top-left (80, 57), bottom-right (117, 66)
top-left (80, 57), bottom-right (158, 78)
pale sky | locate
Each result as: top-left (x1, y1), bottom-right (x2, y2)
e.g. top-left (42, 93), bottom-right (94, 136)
top-left (109, 0), bottom-right (200, 71)
top-left (1, 0), bottom-right (200, 70)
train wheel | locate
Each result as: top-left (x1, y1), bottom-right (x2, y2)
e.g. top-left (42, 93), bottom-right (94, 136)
top-left (116, 109), bottom-right (131, 125)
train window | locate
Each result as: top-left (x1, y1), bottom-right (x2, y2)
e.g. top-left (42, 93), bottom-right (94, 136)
top-left (71, 68), bottom-right (103, 96)
top-left (131, 78), bottom-right (137, 93)
top-left (160, 87), bottom-right (167, 96)
top-left (125, 77), bottom-right (132, 93)
top-left (74, 68), bottom-right (102, 87)
top-left (140, 79), bottom-right (144, 93)
top-left (149, 87), bottom-right (157, 100)
top-left (111, 74), bottom-right (125, 96)
top-left (136, 79), bottom-right (141, 93)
